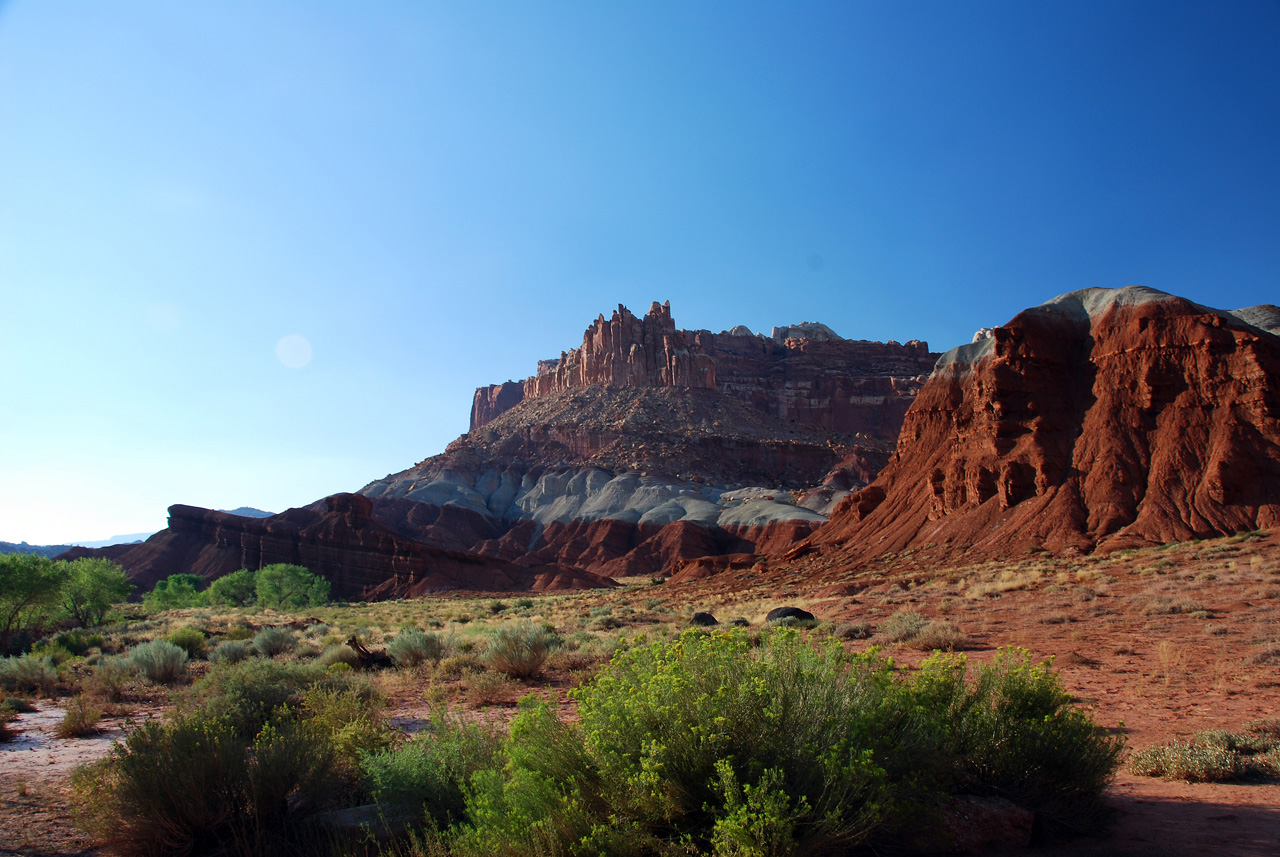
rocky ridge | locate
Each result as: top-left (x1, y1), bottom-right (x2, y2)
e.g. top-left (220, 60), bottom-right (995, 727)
top-left (812, 286), bottom-right (1280, 561)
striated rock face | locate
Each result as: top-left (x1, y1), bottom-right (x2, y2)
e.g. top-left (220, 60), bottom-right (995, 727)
top-left (88, 494), bottom-right (610, 599)
top-left (470, 301), bottom-right (937, 439)
top-left (471, 381), bottom-right (524, 431)
top-left (816, 287), bottom-right (1280, 561)
top-left (525, 301), bottom-right (716, 399)
top-left (692, 330), bottom-right (934, 439)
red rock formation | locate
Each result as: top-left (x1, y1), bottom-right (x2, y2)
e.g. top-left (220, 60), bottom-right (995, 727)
top-left (815, 288), bottom-right (1280, 561)
top-left (693, 331), bottom-right (935, 440)
top-left (83, 494), bottom-right (611, 599)
top-left (472, 301), bottom-right (937, 441)
top-left (471, 381), bottom-right (524, 430)
top-left (525, 301), bottom-right (716, 398)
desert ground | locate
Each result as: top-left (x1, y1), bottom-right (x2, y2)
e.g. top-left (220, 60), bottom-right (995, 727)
top-left (3, 530), bottom-right (1279, 856)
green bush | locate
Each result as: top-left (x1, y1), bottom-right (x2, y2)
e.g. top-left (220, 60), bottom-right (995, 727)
top-left (252, 626), bottom-right (297, 658)
top-left (205, 569), bottom-right (258, 607)
top-left (185, 659), bottom-right (364, 739)
top-left (127, 640), bottom-right (189, 685)
top-left (209, 640), bottom-right (251, 665)
top-left (0, 653), bottom-right (59, 695)
top-left (388, 628), bottom-right (448, 667)
top-left (448, 632), bottom-right (1121, 856)
top-left (255, 564), bottom-right (330, 610)
top-left (86, 656), bottom-right (135, 701)
top-left (72, 714), bottom-right (338, 857)
top-left (59, 557), bottom-right (132, 627)
top-left (0, 553), bottom-right (69, 654)
top-left (166, 627), bottom-right (207, 659)
top-left (142, 574), bottom-right (205, 612)
top-left (55, 629), bottom-right (105, 656)
top-left (483, 621), bottom-right (559, 680)
top-left (362, 709), bottom-right (501, 829)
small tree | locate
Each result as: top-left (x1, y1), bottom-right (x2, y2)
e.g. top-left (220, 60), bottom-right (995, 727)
top-left (206, 569), bottom-right (258, 607)
top-left (255, 564), bottom-right (329, 610)
top-left (142, 574), bottom-right (205, 612)
top-left (0, 554), bottom-right (70, 654)
top-left (60, 558), bottom-right (133, 627)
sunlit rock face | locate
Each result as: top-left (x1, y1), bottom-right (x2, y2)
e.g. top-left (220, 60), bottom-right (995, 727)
top-left (815, 287), bottom-right (1280, 562)
top-left (367, 300), bottom-right (937, 581)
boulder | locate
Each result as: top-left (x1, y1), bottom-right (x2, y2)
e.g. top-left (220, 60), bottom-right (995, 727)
top-left (765, 606), bottom-right (815, 624)
top-left (690, 612), bottom-right (719, 626)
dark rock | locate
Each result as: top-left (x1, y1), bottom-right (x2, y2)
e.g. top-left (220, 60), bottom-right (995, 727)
top-left (690, 612), bottom-right (719, 626)
top-left (765, 606), bottom-right (815, 624)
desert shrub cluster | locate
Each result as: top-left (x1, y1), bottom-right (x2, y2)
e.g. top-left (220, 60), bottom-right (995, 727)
top-left (1129, 719), bottom-right (1280, 782)
top-left (71, 629), bottom-right (1122, 856)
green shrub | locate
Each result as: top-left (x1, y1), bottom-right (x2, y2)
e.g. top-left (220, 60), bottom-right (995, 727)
top-left (0, 653), bottom-right (59, 695)
top-left (388, 628), bottom-right (448, 667)
top-left (1129, 722), bottom-right (1280, 782)
top-left (252, 626), bottom-right (297, 658)
top-left (1, 695), bottom-right (37, 713)
top-left (450, 632), bottom-right (1121, 856)
top-left (205, 569), bottom-right (258, 607)
top-left (300, 685), bottom-right (394, 771)
top-left (255, 564), bottom-right (329, 610)
top-left (221, 624), bottom-right (256, 642)
top-left (59, 557), bottom-right (133, 627)
top-left (72, 713), bottom-right (339, 857)
top-left (363, 709), bottom-right (502, 830)
top-left (165, 627), bottom-right (207, 659)
top-left (209, 640), bottom-right (251, 665)
top-left (318, 643), bottom-right (360, 669)
top-left (55, 630), bottom-right (106, 656)
top-left (128, 640), bottom-right (189, 685)
top-left (483, 621), bottom-right (559, 679)
top-left (186, 659), bottom-right (359, 739)
top-left (141, 574), bottom-right (205, 612)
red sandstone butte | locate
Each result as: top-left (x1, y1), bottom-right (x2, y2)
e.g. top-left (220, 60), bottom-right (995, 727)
top-left (815, 287), bottom-right (1280, 561)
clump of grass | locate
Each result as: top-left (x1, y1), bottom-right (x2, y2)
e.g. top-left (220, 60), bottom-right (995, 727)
top-left (85, 656), bottom-right (134, 701)
top-left (483, 621), bottom-right (559, 680)
top-left (127, 640), bottom-right (189, 685)
top-left (465, 670), bottom-right (517, 705)
top-left (1129, 722), bottom-right (1280, 782)
top-left (252, 626), bottom-right (297, 658)
top-left (209, 640), bottom-right (251, 664)
top-left (835, 621), bottom-right (874, 640)
top-left (1142, 596), bottom-right (1209, 616)
top-left (387, 629), bottom-right (449, 668)
top-left (909, 620), bottom-right (969, 651)
top-left (877, 609), bottom-right (929, 643)
top-left (55, 694), bottom-right (102, 738)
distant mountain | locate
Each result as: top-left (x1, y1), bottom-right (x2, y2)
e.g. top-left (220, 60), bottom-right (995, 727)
top-left (72, 532), bottom-right (155, 549)
top-left (219, 507), bottom-right (274, 518)
top-left (0, 541), bottom-right (74, 558)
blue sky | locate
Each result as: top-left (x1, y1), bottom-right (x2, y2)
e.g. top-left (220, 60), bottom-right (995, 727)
top-left (2, 1), bottom-right (1278, 544)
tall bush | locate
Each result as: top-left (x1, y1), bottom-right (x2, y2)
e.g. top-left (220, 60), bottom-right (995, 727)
top-left (254, 564), bottom-right (329, 610)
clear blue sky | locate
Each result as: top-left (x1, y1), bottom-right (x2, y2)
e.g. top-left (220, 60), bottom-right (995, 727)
top-left (2, 1), bottom-right (1278, 544)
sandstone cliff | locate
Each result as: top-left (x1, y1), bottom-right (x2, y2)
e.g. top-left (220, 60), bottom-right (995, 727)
top-left (815, 287), bottom-right (1280, 560)
top-left (468, 301), bottom-right (936, 438)
top-left (92, 494), bottom-right (610, 599)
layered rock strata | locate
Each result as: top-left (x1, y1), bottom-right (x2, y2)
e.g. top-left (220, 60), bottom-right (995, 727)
top-left (83, 495), bottom-right (609, 599)
top-left (469, 301), bottom-right (936, 439)
top-left (815, 287), bottom-right (1280, 560)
